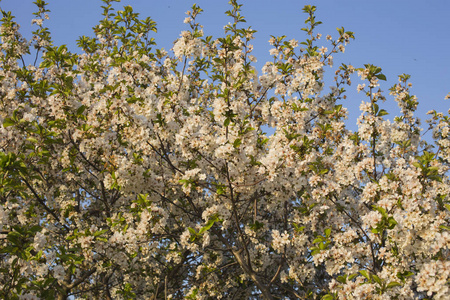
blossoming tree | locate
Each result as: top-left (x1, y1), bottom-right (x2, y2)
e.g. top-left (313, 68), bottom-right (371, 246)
top-left (0, 0), bottom-right (449, 299)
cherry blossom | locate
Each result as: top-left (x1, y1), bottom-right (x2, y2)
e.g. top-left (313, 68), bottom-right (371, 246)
top-left (0, 0), bottom-right (448, 299)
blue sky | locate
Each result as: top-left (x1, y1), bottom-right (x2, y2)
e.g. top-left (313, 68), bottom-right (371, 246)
top-left (2, 0), bottom-right (449, 132)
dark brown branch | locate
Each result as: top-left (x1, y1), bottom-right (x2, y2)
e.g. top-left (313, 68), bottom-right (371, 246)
top-left (20, 176), bottom-right (69, 231)
top-left (68, 267), bottom-right (97, 289)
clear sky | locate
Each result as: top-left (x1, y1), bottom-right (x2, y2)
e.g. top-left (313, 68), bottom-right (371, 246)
top-left (2, 0), bottom-right (449, 133)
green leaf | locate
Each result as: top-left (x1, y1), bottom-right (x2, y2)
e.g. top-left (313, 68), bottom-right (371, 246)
top-left (93, 229), bottom-right (108, 237)
top-left (313, 237), bottom-right (323, 244)
top-left (375, 73), bottom-right (387, 81)
top-left (233, 138), bottom-right (242, 148)
top-left (337, 275), bottom-right (347, 283)
top-left (216, 185), bottom-right (226, 195)
top-left (378, 109), bottom-right (389, 116)
top-left (371, 227), bottom-right (380, 234)
top-left (359, 270), bottom-right (370, 280)
top-left (396, 271), bottom-right (414, 281)
top-left (26, 137), bottom-right (39, 144)
top-left (199, 218), bottom-right (216, 234)
top-left (250, 221), bottom-right (264, 231)
top-left (76, 105), bottom-right (87, 115)
top-left (439, 225), bottom-right (450, 231)
top-left (310, 247), bottom-right (320, 256)
top-left (44, 277), bottom-right (56, 287)
top-left (3, 118), bottom-right (15, 127)
top-left (373, 206), bottom-right (387, 218)
top-left (348, 273), bottom-right (358, 281)
top-left (30, 225), bottom-right (42, 233)
top-left (373, 103), bottom-right (379, 114)
top-left (388, 217), bottom-right (398, 229)
top-left (188, 227), bottom-right (197, 242)
top-left (292, 223), bottom-right (305, 233)
top-left (372, 274), bottom-right (382, 286)
top-left (387, 281), bottom-right (402, 289)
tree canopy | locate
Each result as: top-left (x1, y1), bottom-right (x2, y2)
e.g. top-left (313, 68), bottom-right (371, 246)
top-left (0, 0), bottom-right (449, 299)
